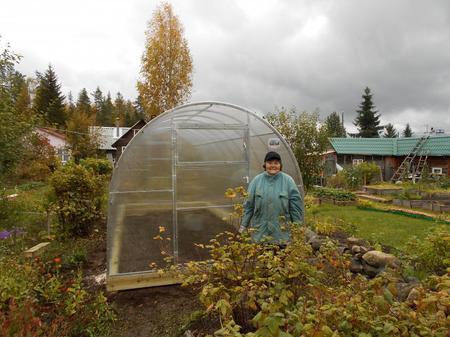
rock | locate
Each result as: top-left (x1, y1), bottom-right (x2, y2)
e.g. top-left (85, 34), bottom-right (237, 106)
top-left (309, 238), bottom-right (322, 251)
top-left (338, 245), bottom-right (349, 254)
top-left (347, 237), bottom-right (363, 246)
top-left (305, 228), bottom-right (318, 242)
top-left (406, 288), bottom-right (421, 302)
top-left (362, 261), bottom-right (384, 278)
top-left (360, 246), bottom-right (369, 254)
top-left (397, 282), bottom-right (418, 301)
top-left (182, 330), bottom-right (195, 337)
top-left (352, 245), bottom-right (361, 254)
top-left (350, 258), bottom-right (363, 273)
top-left (362, 250), bottom-right (396, 268)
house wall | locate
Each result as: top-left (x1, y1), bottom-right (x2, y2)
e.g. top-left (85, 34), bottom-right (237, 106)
top-left (336, 154), bottom-right (450, 180)
top-left (36, 130), bottom-right (66, 149)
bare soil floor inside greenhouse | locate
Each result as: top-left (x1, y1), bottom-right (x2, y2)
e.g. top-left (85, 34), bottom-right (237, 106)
top-left (84, 229), bottom-right (202, 337)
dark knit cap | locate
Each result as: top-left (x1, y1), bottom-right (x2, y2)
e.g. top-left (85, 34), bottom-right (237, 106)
top-left (264, 151), bottom-right (281, 162)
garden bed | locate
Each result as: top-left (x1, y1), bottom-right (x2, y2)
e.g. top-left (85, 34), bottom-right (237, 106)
top-left (392, 199), bottom-right (450, 213)
top-left (363, 185), bottom-right (403, 195)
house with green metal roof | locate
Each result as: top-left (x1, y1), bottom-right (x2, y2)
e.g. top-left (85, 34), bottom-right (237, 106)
top-left (327, 135), bottom-right (450, 180)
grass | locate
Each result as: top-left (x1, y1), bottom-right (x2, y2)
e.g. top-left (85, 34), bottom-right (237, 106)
top-left (308, 204), bottom-right (448, 249)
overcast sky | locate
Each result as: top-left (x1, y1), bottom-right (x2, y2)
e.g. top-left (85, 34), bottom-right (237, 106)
top-left (1, 0), bottom-right (449, 134)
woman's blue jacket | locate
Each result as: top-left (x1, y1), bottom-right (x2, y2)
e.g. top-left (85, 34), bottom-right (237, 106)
top-left (241, 171), bottom-right (304, 243)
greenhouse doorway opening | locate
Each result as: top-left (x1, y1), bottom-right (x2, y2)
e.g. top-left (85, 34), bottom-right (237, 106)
top-left (106, 102), bottom-right (302, 291)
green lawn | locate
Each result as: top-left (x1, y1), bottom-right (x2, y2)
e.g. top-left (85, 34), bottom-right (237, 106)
top-left (308, 204), bottom-right (448, 249)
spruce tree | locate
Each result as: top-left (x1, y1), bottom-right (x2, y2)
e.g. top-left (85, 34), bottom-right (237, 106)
top-left (403, 123), bottom-right (413, 137)
top-left (33, 65), bottom-right (66, 126)
top-left (134, 94), bottom-right (147, 121)
top-left (76, 88), bottom-right (91, 116)
top-left (383, 123), bottom-right (398, 138)
top-left (91, 87), bottom-right (106, 125)
top-left (353, 87), bottom-right (382, 138)
top-left (102, 92), bottom-right (114, 126)
top-left (124, 100), bottom-right (137, 126)
top-left (65, 91), bottom-right (76, 120)
top-left (325, 111), bottom-right (346, 137)
top-left (114, 92), bottom-right (126, 126)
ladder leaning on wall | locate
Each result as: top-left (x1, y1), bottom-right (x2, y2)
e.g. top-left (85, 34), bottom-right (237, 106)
top-left (390, 136), bottom-right (430, 183)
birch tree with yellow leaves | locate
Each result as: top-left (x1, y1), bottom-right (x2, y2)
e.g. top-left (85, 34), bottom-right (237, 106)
top-left (137, 2), bottom-right (193, 119)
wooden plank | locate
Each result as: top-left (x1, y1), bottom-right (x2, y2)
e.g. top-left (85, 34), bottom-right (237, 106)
top-left (23, 242), bottom-right (50, 258)
top-left (106, 272), bottom-right (181, 292)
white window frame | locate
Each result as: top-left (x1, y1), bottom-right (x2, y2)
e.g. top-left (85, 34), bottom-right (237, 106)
top-left (353, 159), bottom-right (364, 166)
top-left (432, 167), bottom-right (443, 175)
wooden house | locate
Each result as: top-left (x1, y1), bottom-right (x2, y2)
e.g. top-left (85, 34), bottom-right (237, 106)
top-left (328, 136), bottom-right (450, 180)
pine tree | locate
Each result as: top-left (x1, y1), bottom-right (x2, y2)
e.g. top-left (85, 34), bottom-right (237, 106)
top-left (134, 94), bottom-right (147, 121)
top-left (65, 91), bottom-right (76, 120)
top-left (137, 2), bottom-right (193, 118)
top-left (92, 87), bottom-right (104, 125)
top-left (403, 123), bottom-right (413, 137)
top-left (102, 92), bottom-right (114, 126)
top-left (325, 111), bottom-right (346, 137)
top-left (353, 87), bottom-right (382, 138)
top-left (124, 100), bottom-right (138, 126)
top-left (383, 123), bottom-right (398, 138)
top-left (114, 92), bottom-right (126, 126)
top-left (76, 88), bottom-right (91, 116)
top-left (33, 65), bottom-right (66, 126)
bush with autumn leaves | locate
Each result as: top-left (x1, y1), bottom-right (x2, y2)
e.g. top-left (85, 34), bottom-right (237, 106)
top-left (0, 248), bottom-right (115, 336)
top-left (175, 226), bottom-right (449, 336)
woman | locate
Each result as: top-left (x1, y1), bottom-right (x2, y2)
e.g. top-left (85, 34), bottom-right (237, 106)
top-left (239, 151), bottom-right (304, 243)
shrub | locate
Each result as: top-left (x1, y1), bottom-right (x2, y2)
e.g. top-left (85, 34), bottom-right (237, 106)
top-left (325, 171), bottom-right (346, 189)
top-left (175, 228), bottom-right (449, 336)
top-left (330, 162), bottom-right (382, 190)
top-left (0, 254), bottom-right (115, 336)
top-left (49, 159), bottom-right (110, 237)
top-left (312, 187), bottom-right (356, 201)
top-left (404, 226), bottom-right (450, 276)
top-left (79, 158), bottom-right (112, 177)
top-left (12, 133), bottom-right (59, 183)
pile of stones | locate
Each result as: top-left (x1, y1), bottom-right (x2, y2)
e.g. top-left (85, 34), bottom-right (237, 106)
top-left (306, 228), bottom-right (397, 278)
top-left (305, 228), bottom-right (421, 301)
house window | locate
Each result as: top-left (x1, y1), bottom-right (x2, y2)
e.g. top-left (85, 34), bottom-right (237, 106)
top-left (432, 167), bottom-right (443, 175)
top-left (353, 159), bottom-right (364, 166)
top-left (57, 149), bottom-right (70, 164)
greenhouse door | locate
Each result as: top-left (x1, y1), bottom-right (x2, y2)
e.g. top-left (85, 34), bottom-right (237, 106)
top-left (174, 123), bottom-right (250, 263)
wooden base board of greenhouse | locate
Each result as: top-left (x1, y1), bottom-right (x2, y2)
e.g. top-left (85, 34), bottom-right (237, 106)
top-left (106, 272), bottom-right (181, 291)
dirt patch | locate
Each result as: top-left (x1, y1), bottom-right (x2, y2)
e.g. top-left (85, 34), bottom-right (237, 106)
top-left (108, 285), bottom-right (201, 337)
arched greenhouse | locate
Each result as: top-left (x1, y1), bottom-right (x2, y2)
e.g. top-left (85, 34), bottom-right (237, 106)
top-left (107, 102), bottom-right (303, 290)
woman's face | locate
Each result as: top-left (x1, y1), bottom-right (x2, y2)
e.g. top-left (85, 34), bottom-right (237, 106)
top-left (265, 160), bottom-right (281, 175)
